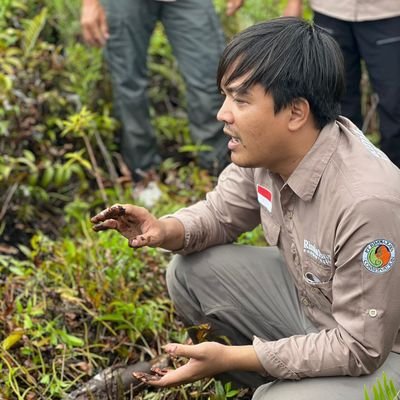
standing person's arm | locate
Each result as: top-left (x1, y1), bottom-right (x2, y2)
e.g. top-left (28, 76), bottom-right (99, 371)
top-left (283, 0), bottom-right (303, 17)
top-left (80, 0), bottom-right (109, 47)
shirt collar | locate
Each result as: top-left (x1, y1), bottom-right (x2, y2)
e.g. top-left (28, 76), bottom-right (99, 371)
top-left (284, 121), bottom-right (340, 201)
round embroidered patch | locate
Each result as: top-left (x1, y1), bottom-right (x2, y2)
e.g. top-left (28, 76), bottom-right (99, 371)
top-left (362, 239), bottom-right (395, 274)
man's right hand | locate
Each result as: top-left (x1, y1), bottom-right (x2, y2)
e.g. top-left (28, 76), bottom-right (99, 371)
top-left (80, 0), bottom-right (109, 47)
top-left (91, 204), bottom-right (166, 248)
top-left (91, 204), bottom-right (185, 251)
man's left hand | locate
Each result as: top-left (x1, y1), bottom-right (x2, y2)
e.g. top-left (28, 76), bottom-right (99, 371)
top-left (133, 342), bottom-right (229, 387)
top-left (133, 341), bottom-right (264, 387)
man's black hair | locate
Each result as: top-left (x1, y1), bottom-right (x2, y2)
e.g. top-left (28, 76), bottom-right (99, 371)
top-left (217, 17), bottom-right (345, 129)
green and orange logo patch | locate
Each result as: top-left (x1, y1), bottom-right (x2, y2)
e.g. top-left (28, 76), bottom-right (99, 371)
top-left (362, 239), bottom-right (395, 274)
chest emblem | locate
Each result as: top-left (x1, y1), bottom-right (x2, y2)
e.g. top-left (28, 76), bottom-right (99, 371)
top-left (362, 239), bottom-right (395, 274)
top-left (257, 184), bottom-right (272, 212)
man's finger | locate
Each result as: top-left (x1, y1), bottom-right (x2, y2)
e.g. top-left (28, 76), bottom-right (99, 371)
top-left (92, 219), bottom-right (118, 231)
top-left (140, 362), bottom-right (203, 387)
top-left (150, 367), bottom-right (170, 376)
top-left (81, 26), bottom-right (91, 45)
top-left (99, 13), bottom-right (109, 41)
top-left (90, 23), bottom-right (107, 47)
top-left (129, 234), bottom-right (152, 248)
top-left (82, 24), bottom-right (97, 46)
top-left (133, 372), bottom-right (162, 383)
top-left (163, 343), bottom-right (199, 359)
top-left (91, 205), bottom-right (126, 223)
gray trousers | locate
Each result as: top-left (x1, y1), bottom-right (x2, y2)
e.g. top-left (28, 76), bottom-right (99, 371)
top-left (103, 0), bottom-right (228, 176)
top-left (166, 244), bottom-right (400, 399)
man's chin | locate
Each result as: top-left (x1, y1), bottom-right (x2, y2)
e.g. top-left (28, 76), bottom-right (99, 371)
top-left (230, 155), bottom-right (254, 169)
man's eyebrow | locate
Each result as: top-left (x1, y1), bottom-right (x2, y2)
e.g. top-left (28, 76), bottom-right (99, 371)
top-left (222, 84), bottom-right (250, 96)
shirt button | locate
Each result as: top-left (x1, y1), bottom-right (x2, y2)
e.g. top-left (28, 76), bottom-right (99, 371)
top-left (302, 297), bottom-right (310, 306)
top-left (368, 309), bottom-right (378, 318)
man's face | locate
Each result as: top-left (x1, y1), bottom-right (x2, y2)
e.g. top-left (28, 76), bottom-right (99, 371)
top-left (217, 75), bottom-right (290, 170)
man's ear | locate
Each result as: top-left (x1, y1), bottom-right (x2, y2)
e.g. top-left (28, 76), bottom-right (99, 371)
top-left (288, 98), bottom-right (310, 131)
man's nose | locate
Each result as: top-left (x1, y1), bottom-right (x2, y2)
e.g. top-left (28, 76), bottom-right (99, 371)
top-left (217, 98), bottom-right (233, 124)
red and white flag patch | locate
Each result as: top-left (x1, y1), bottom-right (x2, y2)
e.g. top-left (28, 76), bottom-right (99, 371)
top-left (257, 184), bottom-right (272, 212)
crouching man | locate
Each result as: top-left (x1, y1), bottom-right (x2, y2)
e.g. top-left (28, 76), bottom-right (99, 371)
top-left (91, 17), bottom-right (400, 399)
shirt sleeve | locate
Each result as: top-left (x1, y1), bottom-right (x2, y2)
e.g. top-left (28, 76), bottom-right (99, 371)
top-left (253, 195), bottom-right (400, 379)
top-left (172, 164), bottom-right (262, 254)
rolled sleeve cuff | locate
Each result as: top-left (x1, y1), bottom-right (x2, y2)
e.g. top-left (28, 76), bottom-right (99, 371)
top-left (253, 336), bottom-right (300, 380)
top-left (160, 214), bottom-right (193, 255)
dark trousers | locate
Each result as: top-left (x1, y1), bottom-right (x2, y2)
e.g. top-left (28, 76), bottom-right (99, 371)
top-left (314, 13), bottom-right (400, 168)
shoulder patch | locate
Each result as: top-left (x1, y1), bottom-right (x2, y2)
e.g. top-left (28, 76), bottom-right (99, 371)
top-left (362, 239), bottom-right (395, 274)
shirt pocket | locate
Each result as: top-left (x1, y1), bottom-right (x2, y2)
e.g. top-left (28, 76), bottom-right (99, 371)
top-left (260, 208), bottom-right (280, 246)
top-left (302, 258), bottom-right (334, 314)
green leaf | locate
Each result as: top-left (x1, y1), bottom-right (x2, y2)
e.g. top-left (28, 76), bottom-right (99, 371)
top-left (24, 314), bottom-right (33, 330)
top-left (40, 374), bottom-right (50, 385)
top-left (214, 380), bottom-right (225, 400)
top-left (0, 72), bottom-right (12, 94)
top-left (364, 385), bottom-right (371, 400)
top-left (226, 389), bottom-right (240, 398)
top-left (58, 331), bottom-right (84, 347)
top-left (2, 329), bottom-right (24, 350)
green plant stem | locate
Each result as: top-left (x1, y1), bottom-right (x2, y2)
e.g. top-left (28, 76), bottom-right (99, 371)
top-left (0, 182), bottom-right (18, 222)
top-left (82, 134), bottom-right (108, 205)
top-left (94, 131), bottom-right (124, 199)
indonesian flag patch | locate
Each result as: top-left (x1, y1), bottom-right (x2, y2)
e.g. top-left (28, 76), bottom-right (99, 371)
top-left (257, 184), bottom-right (272, 212)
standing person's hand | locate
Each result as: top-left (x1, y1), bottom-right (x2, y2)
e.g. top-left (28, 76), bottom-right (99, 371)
top-left (226, 0), bottom-right (245, 16)
top-left (283, 0), bottom-right (302, 17)
top-left (91, 204), bottom-right (166, 248)
top-left (80, 0), bottom-right (109, 47)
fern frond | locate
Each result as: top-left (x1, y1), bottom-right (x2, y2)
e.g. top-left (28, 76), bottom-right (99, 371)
top-left (22, 7), bottom-right (48, 56)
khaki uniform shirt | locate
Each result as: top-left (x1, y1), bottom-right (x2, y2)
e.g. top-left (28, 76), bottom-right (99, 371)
top-left (310, 0), bottom-right (400, 22)
top-left (172, 117), bottom-right (400, 378)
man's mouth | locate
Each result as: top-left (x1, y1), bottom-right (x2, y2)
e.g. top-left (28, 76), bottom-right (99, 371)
top-left (225, 130), bottom-right (242, 151)
top-left (224, 130), bottom-right (241, 143)
top-left (229, 136), bottom-right (241, 145)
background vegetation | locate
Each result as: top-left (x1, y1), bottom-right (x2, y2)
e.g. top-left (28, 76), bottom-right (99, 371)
top-left (0, 0), bottom-right (391, 399)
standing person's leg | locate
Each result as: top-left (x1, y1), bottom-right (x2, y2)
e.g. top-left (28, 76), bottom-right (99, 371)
top-left (161, 0), bottom-right (229, 175)
top-left (313, 12), bottom-right (363, 129)
top-left (355, 17), bottom-right (400, 168)
top-left (166, 244), bottom-right (317, 388)
top-left (252, 351), bottom-right (400, 400)
top-left (103, 0), bottom-right (161, 180)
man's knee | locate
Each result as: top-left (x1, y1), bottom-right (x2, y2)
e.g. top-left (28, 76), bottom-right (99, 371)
top-left (252, 380), bottom-right (335, 400)
top-left (252, 375), bottom-right (374, 400)
top-left (166, 252), bottom-right (204, 306)
top-left (166, 252), bottom-right (211, 326)
top-left (166, 249), bottom-right (217, 300)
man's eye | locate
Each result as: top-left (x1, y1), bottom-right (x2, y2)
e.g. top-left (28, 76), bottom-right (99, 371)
top-left (234, 98), bottom-right (246, 104)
